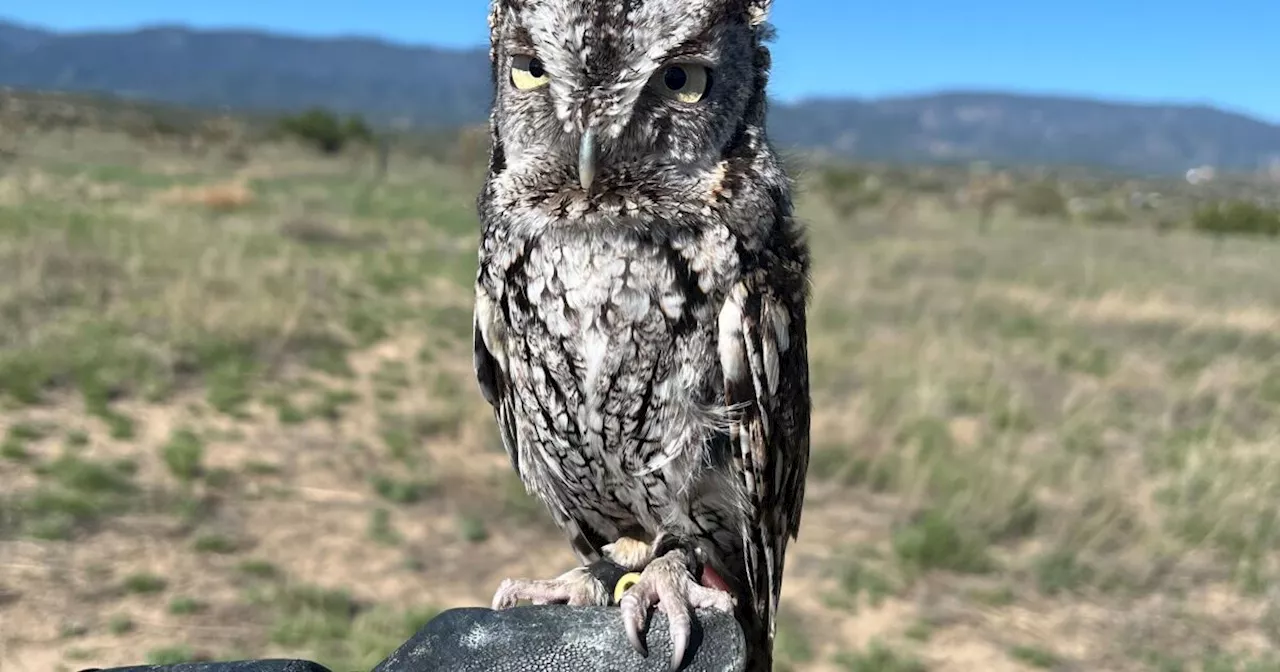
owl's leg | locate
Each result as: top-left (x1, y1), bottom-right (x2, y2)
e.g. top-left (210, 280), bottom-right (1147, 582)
top-left (490, 536), bottom-right (652, 609)
top-left (617, 539), bottom-right (737, 672)
top-left (601, 536), bottom-right (656, 571)
top-left (491, 565), bottom-right (610, 608)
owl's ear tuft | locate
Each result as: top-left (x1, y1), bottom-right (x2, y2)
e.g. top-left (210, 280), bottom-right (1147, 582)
top-left (487, 0), bottom-right (517, 51)
top-left (746, 0), bottom-right (772, 27)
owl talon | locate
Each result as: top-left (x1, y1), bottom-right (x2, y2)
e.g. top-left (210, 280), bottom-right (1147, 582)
top-left (617, 549), bottom-right (736, 671)
top-left (623, 598), bottom-right (649, 656)
top-left (491, 566), bottom-right (609, 609)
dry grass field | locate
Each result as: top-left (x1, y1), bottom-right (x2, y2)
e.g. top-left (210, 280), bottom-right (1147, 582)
top-left (2, 122), bottom-right (1280, 672)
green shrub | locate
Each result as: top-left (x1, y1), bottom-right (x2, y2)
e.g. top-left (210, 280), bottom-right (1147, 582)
top-left (1086, 203), bottom-right (1129, 224)
top-left (161, 428), bottom-right (204, 483)
top-left (817, 166), bottom-right (882, 218)
top-left (276, 108), bottom-right (374, 154)
top-left (341, 115), bottom-right (374, 145)
top-left (1013, 181), bottom-right (1067, 218)
top-left (1192, 200), bottom-right (1280, 238)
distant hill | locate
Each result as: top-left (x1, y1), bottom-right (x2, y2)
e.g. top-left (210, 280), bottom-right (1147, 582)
top-left (3, 18), bottom-right (1279, 174)
top-left (770, 93), bottom-right (1280, 175)
top-left (0, 19), bottom-right (490, 128)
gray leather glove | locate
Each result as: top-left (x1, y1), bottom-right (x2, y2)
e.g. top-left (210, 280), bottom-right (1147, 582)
top-left (374, 604), bottom-right (745, 672)
top-left (377, 556), bottom-right (745, 671)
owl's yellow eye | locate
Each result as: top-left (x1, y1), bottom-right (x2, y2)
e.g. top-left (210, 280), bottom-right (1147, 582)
top-left (651, 63), bottom-right (710, 104)
top-left (510, 54), bottom-right (550, 90)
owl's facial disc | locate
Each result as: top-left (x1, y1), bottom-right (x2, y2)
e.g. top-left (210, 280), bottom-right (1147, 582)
top-left (574, 60), bottom-right (711, 192)
top-left (489, 1), bottom-right (764, 210)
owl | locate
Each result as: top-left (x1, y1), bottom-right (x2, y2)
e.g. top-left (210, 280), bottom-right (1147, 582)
top-left (471, 1), bottom-right (811, 670)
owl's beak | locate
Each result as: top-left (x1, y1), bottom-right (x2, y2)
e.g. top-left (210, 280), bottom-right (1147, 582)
top-left (578, 128), bottom-right (597, 191)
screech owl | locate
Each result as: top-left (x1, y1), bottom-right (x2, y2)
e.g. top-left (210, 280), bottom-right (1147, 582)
top-left (471, 1), bottom-right (811, 670)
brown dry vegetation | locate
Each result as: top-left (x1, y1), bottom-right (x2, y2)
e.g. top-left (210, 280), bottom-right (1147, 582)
top-left (2, 118), bottom-right (1280, 672)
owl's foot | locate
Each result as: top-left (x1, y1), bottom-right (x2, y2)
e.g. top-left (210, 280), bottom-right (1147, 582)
top-left (491, 565), bottom-right (610, 609)
top-left (618, 548), bottom-right (737, 671)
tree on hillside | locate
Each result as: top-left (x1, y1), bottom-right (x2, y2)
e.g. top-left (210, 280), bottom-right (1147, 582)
top-left (277, 107), bottom-right (373, 154)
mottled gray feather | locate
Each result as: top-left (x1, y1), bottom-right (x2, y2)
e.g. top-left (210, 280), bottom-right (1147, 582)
top-left (473, 1), bottom-right (810, 668)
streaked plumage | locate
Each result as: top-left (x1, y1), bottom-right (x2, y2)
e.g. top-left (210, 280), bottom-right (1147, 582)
top-left (472, 1), bottom-right (810, 669)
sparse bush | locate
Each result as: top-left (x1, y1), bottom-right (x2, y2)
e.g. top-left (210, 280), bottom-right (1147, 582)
top-left (907, 173), bottom-right (949, 194)
top-left (371, 474), bottom-right (434, 504)
top-left (238, 559), bottom-right (281, 580)
top-left (107, 614), bottom-right (135, 634)
top-left (892, 510), bottom-right (993, 576)
top-left (834, 640), bottom-right (927, 672)
top-left (122, 572), bottom-right (167, 595)
top-left (162, 428), bottom-right (204, 483)
top-left (368, 508), bottom-right (401, 546)
top-left (1033, 549), bottom-right (1095, 595)
top-left (146, 646), bottom-right (201, 665)
top-left (1085, 203), bottom-right (1129, 224)
top-left (1191, 200), bottom-right (1280, 238)
top-left (1014, 180), bottom-right (1068, 218)
top-left (276, 108), bottom-right (374, 154)
top-left (457, 515), bottom-right (489, 544)
top-left (17, 454), bottom-right (139, 539)
top-left (817, 166), bottom-right (883, 218)
top-left (169, 596), bottom-right (208, 615)
top-left (192, 532), bottom-right (237, 554)
top-left (1009, 644), bottom-right (1061, 669)
top-left (342, 115), bottom-right (375, 145)
top-left (223, 143), bottom-right (251, 164)
top-left (1153, 217), bottom-right (1179, 235)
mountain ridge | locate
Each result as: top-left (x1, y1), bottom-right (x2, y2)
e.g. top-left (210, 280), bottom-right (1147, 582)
top-left (3, 18), bottom-right (1278, 174)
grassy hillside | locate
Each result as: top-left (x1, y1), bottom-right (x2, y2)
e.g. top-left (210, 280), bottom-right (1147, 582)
top-left (2, 116), bottom-right (1280, 672)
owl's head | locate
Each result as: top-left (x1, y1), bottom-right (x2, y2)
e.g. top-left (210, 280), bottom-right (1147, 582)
top-left (482, 0), bottom-right (783, 225)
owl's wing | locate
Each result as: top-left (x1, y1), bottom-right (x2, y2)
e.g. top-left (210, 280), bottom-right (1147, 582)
top-left (473, 290), bottom-right (608, 564)
top-left (473, 291), bottom-right (521, 475)
top-left (719, 273), bottom-right (811, 641)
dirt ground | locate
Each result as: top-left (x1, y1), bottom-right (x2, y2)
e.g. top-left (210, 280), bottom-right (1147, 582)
top-left (4, 129), bottom-right (1280, 672)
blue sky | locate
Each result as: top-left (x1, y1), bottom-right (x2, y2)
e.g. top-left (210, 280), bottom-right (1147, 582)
top-left (5, 0), bottom-right (1278, 122)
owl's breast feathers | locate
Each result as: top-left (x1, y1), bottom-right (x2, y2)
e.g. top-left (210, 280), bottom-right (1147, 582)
top-left (473, 209), bottom-right (810, 638)
top-left (475, 221), bottom-right (738, 509)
